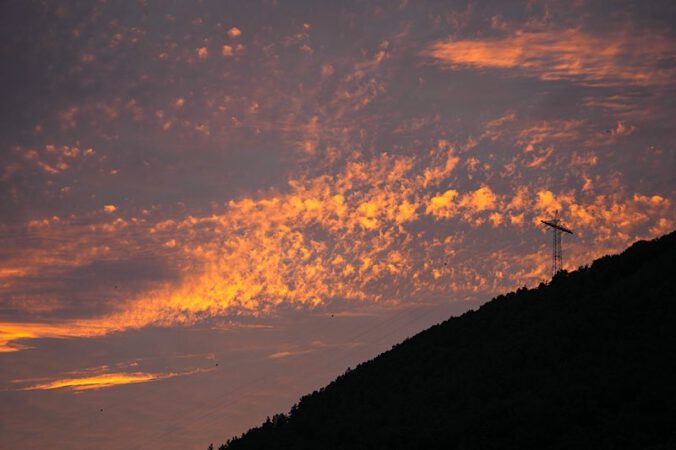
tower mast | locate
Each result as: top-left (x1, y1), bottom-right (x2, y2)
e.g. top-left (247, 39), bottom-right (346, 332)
top-left (541, 211), bottom-right (573, 277)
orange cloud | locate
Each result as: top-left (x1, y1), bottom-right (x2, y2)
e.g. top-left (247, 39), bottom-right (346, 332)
top-left (423, 28), bottom-right (676, 86)
top-left (0, 322), bottom-right (109, 352)
top-left (222, 45), bottom-right (234, 57)
top-left (535, 190), bottom-right (563, 213)
top-left (19, 372), bottom-right (159, 391)
top-left (1, 147), bottom-right (672, 352)
top-left (15, 369), bottom-right (207, 391)
top-left (611, 121), bottom-right (636, 137)
top-left (518, 120), bottom-right (584, 152)
top-left (268, 350), bottom-right (313, 359)
top-left (426, 189), bottom-right (459, 219)
top-left (460, 186), bottom-right (497, 212)
top-left (526, 146), bottom-right (553, 168)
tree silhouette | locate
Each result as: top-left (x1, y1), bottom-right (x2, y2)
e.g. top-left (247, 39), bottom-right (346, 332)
top-left (215, 231), bottom-right (676, 450)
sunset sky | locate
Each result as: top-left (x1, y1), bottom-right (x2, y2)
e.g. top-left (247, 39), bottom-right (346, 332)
top-left (1, 1), bottom-right (674, 448)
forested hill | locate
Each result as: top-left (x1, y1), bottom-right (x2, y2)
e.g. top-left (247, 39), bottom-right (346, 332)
top-left (215, 231), bottom-right (676, 450)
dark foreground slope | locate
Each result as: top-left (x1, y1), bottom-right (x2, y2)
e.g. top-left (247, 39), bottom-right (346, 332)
top-left (218, 232), bottom-right (676, 450)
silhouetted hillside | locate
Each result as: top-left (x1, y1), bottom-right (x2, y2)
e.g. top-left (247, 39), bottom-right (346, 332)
top-left (215, 232), bottom-right (676, 450)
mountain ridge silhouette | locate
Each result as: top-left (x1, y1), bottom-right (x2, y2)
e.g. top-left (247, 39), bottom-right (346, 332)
top-left (214, 231), bottom-right (676, 450)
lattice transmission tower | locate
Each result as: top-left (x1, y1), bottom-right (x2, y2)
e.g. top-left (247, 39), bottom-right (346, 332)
top-left (541, 210), bottom-right (573, 277)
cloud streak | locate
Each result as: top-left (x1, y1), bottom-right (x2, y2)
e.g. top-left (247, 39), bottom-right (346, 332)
top-left (423, 27), bottom-right (676, 86)
top-left (13, 368), bottom-right (210, 391)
